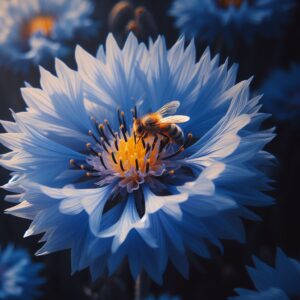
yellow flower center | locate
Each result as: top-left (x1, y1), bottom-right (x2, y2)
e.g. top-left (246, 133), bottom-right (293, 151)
top-left (103, 132), bottom-right (162, 177)
top-left (22, 15), bottom-right (55, 39)
top-left (217, 0), bottom-right (243, 8)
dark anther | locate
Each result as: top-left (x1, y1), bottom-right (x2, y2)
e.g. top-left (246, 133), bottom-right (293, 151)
top-left (120, 159), bottom-right (125, 171)
top-left (135, 158), bottom-right (139, 171)
top-left (133, 131), bottom-right (137, 144)
top-left (101, 138), bottom-right (109, 153)
top-left (134, 106), bottom-right (137, 118)
top-left (117, 109), bottom-right (123, 126)
top-left (99, 154), bottom-right (107, 170)
top-left (88, 130), bottom-right (99, 143)
top-left (111, 152), bottom-right (117, 164)
top-left (141, 137), bottom-right (146, 148)
top-left (86, 143), bottom-right (99, 156)
top-left (104, 119), bottom-right (115, 137)
top-left (98, 124), bottom-right (110, 145)
top-left (145, 159), bottom-right (150, 173)
top-left (120, 125), bottom-right (128, 142)
top-left (114, 138), bottom-right (119, 151)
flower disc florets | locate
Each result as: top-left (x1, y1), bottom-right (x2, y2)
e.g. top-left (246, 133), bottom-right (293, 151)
top-left (71, 107), bottom-right (194, 217)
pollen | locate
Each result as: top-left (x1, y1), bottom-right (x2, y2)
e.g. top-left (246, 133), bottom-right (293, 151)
top-left (105, 134), bottom-right (161, 176)
top-left (22, 15), bottom-right (55, 39)
top-left (217, 0), bottom-right (243, 9)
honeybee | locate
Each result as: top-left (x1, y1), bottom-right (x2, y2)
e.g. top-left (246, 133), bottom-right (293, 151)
top-left (133, 101), bottom-right (190, 145)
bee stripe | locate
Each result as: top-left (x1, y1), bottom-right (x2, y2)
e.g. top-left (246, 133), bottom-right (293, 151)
top-left (170, 124), bottom-right (178, 135)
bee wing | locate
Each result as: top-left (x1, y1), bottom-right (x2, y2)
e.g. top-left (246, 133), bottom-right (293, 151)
top-left (156, 101), bottom-right (180, 116)
top-left (160, 115), bottom-right (190, 124)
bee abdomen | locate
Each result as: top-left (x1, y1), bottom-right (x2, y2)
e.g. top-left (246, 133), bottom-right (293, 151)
top-left (167, 124), bottom-right (184, 144)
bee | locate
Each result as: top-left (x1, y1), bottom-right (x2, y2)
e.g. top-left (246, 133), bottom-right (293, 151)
top-left (133, 101), bottom-right (190, 145)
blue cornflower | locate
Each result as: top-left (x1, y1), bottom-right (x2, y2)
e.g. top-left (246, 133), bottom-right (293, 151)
top-left (0, 244), bottom-right (44, 299)
top-left (169, 0), bottom-right (294, 45)
top-left (0, 34), bottom-right (275, 284)
top-left (144, 295), bottom-right (181, 300)
top-left (229, 248), bottom-right (300, 299)
top-left (0, 0), bottom-right (96, 73)
top-left (261, 64), bottom-right (300, 123)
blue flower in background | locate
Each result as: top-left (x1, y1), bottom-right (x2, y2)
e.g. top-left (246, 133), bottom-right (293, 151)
top-left (261, 64), bottom-right (300, 123)
top-left (0, 0), bottom-right (96, 73)
top-left (0, 244), bottom-right (44, 299)
top-left (169, 0), bottom-right (294, 46)
top-left (229, 248), bottom-right (300, 299)
top-left (144, 295), bottom-right (181, 300)
top-left (0, 33), bottom-right (274, 284)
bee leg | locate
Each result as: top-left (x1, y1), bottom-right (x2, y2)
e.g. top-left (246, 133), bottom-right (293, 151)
top-left (137, 132), bottom-right (146, 143)
top-left (158, 132), bottom-right (169, 140)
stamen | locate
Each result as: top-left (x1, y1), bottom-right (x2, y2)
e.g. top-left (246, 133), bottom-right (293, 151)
top-left (70, 159), bottom-right (81, 169)
top-left (121, 111), bottom-right (127, 133)
top-left (98, 124), bottom-right (110, 145)
top-left (134, 106), bottom-right (137, 118)
top-left (135, 158), bottom-right (139, 171)
top-left (169, 170), bottom-right (175, 175)
top-left (114, 138), bottom-right (119, 151)
top-left (90, 116), bottom-right (98, 124)
top-left (184, 133), bottom-right (193, 148)
top-left (131, 106), bottom-right (137, 119)
top-left (86, 143), bottom-right (99, 156)
top-left (100, 138), bottom-right (109, 153)
top-left (133, 131), bottom-right (137, 144)
top-left (111, 152), bottom-right (117, 164)
top-left (99, 154), bottom-right (107, 170)
top-left (88, 130), bottom-right (99, 143)
top-left (117, 109), bottom-right (123, 126)
top-left (141, 137), bottom-right (146, 149)
top-left (104, 119), bottom-right (115, 137)
top-left (120, 125), bottom-right (128, 142)
top-left (80, 164), bottom-right (94, 172)
top-left (120, 159), bottom-right (125, 171)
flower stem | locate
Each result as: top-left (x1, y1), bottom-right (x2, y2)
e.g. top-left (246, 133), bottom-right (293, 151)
top-left (134, 273), bottom-right (142, 300)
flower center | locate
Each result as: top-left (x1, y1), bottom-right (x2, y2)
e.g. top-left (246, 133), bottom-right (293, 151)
top-left (107, 134), bottom-right (161, 175)
top-left (70, 108), bottom-right (193, 194)
top-left (217, 0), bottom-right (243, 8)
top-left (21, 15), bottom-right (55, 39)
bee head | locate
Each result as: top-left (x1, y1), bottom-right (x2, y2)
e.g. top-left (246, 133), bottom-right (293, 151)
top-left (134, 119), bottom-right (144, 136)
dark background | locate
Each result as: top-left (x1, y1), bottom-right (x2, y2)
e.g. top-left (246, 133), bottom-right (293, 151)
top-left (0, 0), bottom-right (299, 299)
